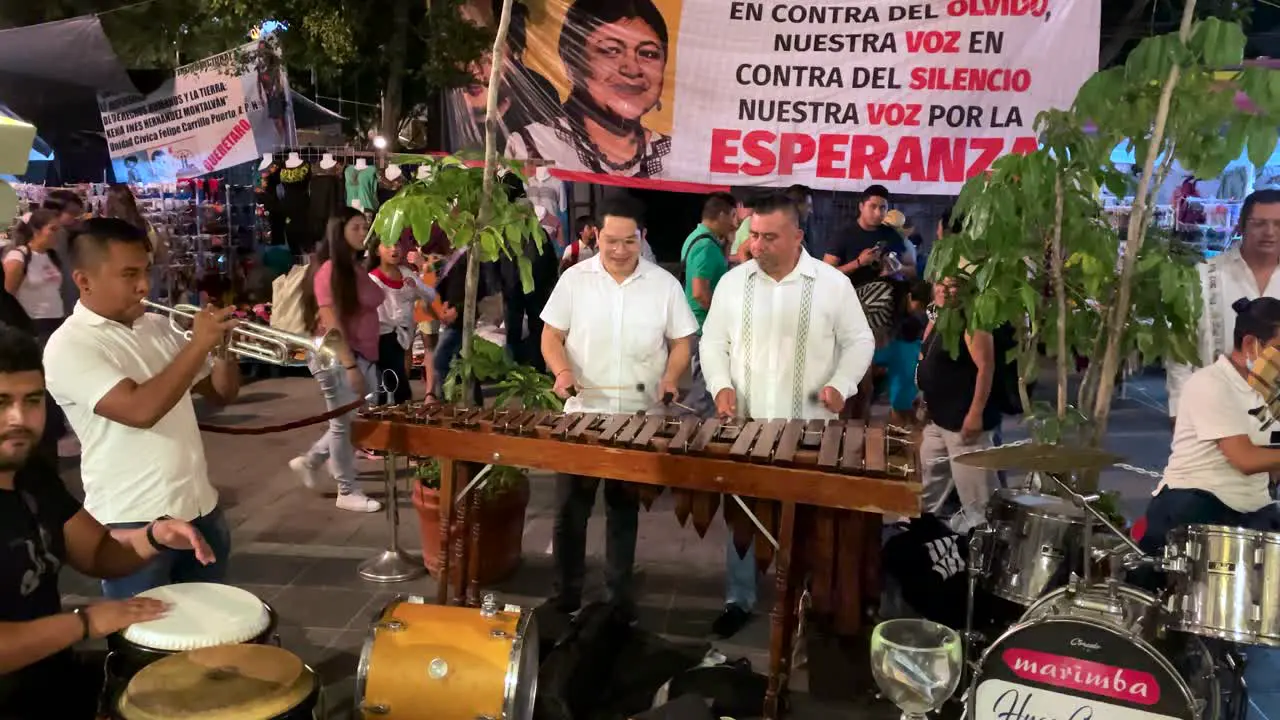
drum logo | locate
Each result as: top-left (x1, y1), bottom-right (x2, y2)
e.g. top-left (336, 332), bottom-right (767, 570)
top-left (1001, 648), bottom-right (1160, 704)
top-left (1207, 561), bottom-right (1236, 574)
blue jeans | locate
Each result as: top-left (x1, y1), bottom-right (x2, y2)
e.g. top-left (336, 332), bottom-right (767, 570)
top-left (102, 507), bottom-right (231, 599)
top-left (726, 539), bottom-right (757, 611)
top-left (433, 327), bottom-right (463, 399)
top-left (306, 357), bottom-right (377, 495)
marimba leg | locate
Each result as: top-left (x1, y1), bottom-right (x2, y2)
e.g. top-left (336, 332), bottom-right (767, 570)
top-left (451, 463), bottom-right (473, 606)
top-left (436, 459), bottom-right (458, 606)
top-left (467, 478), bottom-right (484, 607)
top-left (764, 501), bottom-right (799, 720)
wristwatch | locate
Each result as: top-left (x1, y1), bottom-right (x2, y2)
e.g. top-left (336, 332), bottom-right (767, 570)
top-left (146, 515), bottom-right (174, 552)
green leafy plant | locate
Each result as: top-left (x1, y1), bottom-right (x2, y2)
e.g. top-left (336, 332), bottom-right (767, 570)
top-left (436, 335), bottom-right (561, 498)
top-left (412, 456), bottom-right (524, 500)
top-left (929, 6), bottom-right (1280, 488)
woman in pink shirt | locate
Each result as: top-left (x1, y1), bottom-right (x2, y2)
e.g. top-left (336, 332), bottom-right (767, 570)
top-left (289, 208), bottom-right (384, 513)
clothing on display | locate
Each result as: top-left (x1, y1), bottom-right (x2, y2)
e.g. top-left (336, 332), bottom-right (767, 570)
top-left (346, 164), bottom-right (379, 211)
top-left (308, 162), bottom-right (346, 249)
top-left (279, 161), bottom-right (312, 256)
top-left (526, 171), bottom-right (567, 216)
top-left (376, 173), bottom-right (405, 208)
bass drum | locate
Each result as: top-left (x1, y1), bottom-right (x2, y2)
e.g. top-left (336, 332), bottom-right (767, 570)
top-left (970, 612), bottom-right (1213, 720)
top-left (1021, 581), bottom-right (1218, 720)
top-left (356, 595), bottom-right (538, 720)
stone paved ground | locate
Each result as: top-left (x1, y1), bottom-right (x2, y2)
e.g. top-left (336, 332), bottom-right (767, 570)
top-left (57, 368), bottom-right (1176, 719)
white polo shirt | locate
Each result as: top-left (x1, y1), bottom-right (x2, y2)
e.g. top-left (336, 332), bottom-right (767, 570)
top-left (44, 302), bottom-right (217, 524)
top-left (1160, 356), bottom-right (1275, 513)
top-left (541, 255), bottom-right (698, 413)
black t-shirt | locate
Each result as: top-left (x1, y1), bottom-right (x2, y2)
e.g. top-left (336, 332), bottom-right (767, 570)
top-left (825, 222), bottom-right (906, 286)
top-left (0, 458), bottom-right (82, 714)
top-left (917, 329), bottom-right (1003, 433)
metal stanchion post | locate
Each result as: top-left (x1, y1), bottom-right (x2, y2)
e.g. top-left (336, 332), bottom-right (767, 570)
top-left (358, 452), bottom-right (427, 583)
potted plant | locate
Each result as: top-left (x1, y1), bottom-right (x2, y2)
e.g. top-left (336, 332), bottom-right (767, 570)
top-left (928, 7), bottom-right (1280, 491)
top-left (410, 336), bottom-right (562, 583)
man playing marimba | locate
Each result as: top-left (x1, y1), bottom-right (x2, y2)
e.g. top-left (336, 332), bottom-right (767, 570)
top-left (541, 197), bottom-right (698, 618)
top-left (700, 193), bottom-right (877, 638)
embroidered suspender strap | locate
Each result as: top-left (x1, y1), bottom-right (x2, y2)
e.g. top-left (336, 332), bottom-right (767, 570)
top-left (790, 276), bottom-right (817, 417)
top-left (1207, 260), bottom-right (1224, 366)
top-left (740, 273), bottom-right (757, 418)
top-left (738, 272), bottom-right (817, 418)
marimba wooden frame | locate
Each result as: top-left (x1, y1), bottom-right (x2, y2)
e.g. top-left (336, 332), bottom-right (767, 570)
top-left (353, 415), bottom-right (922, 720)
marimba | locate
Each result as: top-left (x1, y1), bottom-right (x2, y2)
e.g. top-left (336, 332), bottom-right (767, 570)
top-left (353, 402), bottom-right (922, 719)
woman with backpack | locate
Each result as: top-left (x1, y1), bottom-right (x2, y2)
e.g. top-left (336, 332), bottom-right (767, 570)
top-left (3, 209), bottom-right (66, 344)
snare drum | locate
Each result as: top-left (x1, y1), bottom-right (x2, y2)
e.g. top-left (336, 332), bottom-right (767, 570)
top-left (107, 583), bottom-right (277, 694)
top-left (981, 490), bottom-right (1106, 605)
top-left (117, 644), bottom-right (322, 719)
top-left (1164, 524), bottom-right (1280, 647)
top-left (970, 614), bottom-right (1215, 720)
top-left (356, 595), bottom-right (539, 720)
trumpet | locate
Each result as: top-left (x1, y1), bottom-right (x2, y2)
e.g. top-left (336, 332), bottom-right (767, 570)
top-left (141, 300), bottom-right (342, 369)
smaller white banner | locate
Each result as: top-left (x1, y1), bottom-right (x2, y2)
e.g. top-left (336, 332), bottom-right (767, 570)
top-left (973, 679), bottom-right (1183, 720)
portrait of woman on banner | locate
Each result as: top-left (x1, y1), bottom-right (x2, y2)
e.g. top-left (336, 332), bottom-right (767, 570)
top-left (452, 0), bottom-right (561, 153)
top-left (505, 0), bottom-right (673, 178)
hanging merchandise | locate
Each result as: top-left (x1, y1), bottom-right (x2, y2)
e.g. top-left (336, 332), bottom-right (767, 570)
top-left (309, 159), bottom-right (346, 248)
top-left (377, 167), bottom-right (405, 207)
top-left (526, 165), bottom-right (566, 216)
top-left (279, 159), bottom-right (312, 255)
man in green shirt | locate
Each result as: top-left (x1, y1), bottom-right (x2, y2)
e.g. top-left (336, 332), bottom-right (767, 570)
top-left (681, 192), bottom-right (737, 415)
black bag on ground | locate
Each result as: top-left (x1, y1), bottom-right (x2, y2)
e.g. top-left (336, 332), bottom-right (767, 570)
top-left (534, 602), bottom-right (633, 720)
top-left (881, 514), bottom-right (970, 629)
top-left (663, 660), bottom-right (769, 719)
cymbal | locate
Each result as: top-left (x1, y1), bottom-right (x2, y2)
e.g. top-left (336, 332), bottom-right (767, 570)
top-left (951, 443), bottom-right (1122, 472)
top-left (118, 644), bottom-right (315, 720)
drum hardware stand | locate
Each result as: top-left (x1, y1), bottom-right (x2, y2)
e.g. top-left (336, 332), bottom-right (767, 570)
top-left (1042, 472), bottom-right (1164, 573)
top-left (962, 526), bottom-right (993, 691)
top-left (358, 452), bottom-right (428, 583)
top-left (1220, 647), bottom-right (1251, 720)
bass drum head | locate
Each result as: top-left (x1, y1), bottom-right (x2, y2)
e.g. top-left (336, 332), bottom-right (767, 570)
top-left (970, 616), bottom-right (1204, 720)
top-left (1021, 582), bottom-right (1161, 634)
top-left (503, 608), bottom-right (539, 720)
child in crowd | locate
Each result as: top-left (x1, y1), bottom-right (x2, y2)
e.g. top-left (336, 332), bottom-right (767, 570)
top-left (368, 242), bottom-right (453, 405)
top-left (874, 280), bottom-right (932, 427)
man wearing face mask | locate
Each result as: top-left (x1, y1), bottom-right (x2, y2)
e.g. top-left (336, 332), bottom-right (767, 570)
top-left (540, 196), bottom-right (697, 618)
top-left (1135, 296), bottom-right (1280, 719)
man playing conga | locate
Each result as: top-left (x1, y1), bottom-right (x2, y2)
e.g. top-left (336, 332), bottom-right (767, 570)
top-left (1138, 296), bottom-right (1280, 718)
top-left (700, 193), bottom-right (876, 638)
top-left (0, 324), bottom-right (213, 719)
top-left (541, 197), bottom-right (697, 619)
top-left (43, 219), bottom-right (240, 599)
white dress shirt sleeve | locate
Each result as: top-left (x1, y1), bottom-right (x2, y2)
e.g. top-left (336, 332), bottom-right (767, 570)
top-left (665, 279), bottom-right (699, 340)
top-left (540, 272), bottom-right (574, 332)
top-left (44, 332), bottom-right (129, 412)
top-left (1167, 263), bottom-right (1211, 417)
top-left (826, 276), bottom-right (877, 398)
top-left (699, 277), bottom-right (735, 399)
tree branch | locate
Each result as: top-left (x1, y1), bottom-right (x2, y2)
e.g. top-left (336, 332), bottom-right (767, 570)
top-left (1052, 174), bottom-right (1068, 418)
top-left (1092, 0), bottom-right (1197, 446)
top-left (459, 0), bottom-right (514, 408)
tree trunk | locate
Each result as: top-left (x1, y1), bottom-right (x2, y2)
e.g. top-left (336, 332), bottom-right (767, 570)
top-left (380, 0), bottom-right (412, 150)
top-left (1052, 174), bottom-right (1068, 419)
top-left (458, 0), bottom-right (515, 407)
top-left (1091, 0), bottom-right (1197, 448)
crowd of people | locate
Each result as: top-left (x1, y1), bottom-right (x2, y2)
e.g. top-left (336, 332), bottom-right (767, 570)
top-left (8, 174), bottom-right (1280, 717)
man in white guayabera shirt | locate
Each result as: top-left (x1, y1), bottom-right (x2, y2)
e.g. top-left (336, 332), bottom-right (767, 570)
top-left (699, 192), bottom-right (876, 639)
top-left (1168, 189), bottom-right (1280, 425)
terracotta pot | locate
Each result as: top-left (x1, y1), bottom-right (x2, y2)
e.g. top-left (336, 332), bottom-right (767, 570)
top-left (412, 472), bottom-right (529, 586)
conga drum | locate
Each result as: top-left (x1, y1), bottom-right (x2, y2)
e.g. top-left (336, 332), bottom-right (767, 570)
top-left (106, 583), bottom-right (277, 702)
top-left (355, 594), bottom-right (539, 719)
top-left (116, 644), bottom-right (322, 719)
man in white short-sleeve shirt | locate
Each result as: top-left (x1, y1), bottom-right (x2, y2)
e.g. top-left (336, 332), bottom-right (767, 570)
top-left (43, 218), bottom-right (240, 599)
top-left (540, 197), bottom-right (697, 617)
top-left (1137, 297), bottom-right (1280, 719)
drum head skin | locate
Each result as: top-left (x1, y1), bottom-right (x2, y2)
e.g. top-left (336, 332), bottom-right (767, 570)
top-left (118, 644), bottom-right (315, 720)
top-left (971, 617), bottom-right (1199, 720)
top-left (122, 583), bottom-right (270, 651)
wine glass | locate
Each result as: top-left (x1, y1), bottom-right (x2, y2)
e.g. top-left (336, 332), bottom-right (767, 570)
top-left (869, 618), bottom-right (962, 720)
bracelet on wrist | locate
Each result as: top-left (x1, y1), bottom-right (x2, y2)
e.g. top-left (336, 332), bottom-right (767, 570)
top-left (344, 364), bottom-right (358, 370)
top-left (72, 607), bottom-right (90, 641)
top-left (555, 369), bottom-right (571, 377)
top-left (146, 516), bottom-right (173, 552)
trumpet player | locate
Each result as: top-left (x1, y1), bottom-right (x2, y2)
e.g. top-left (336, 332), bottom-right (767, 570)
top-left (42, 218), bottom-right (240, 598)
